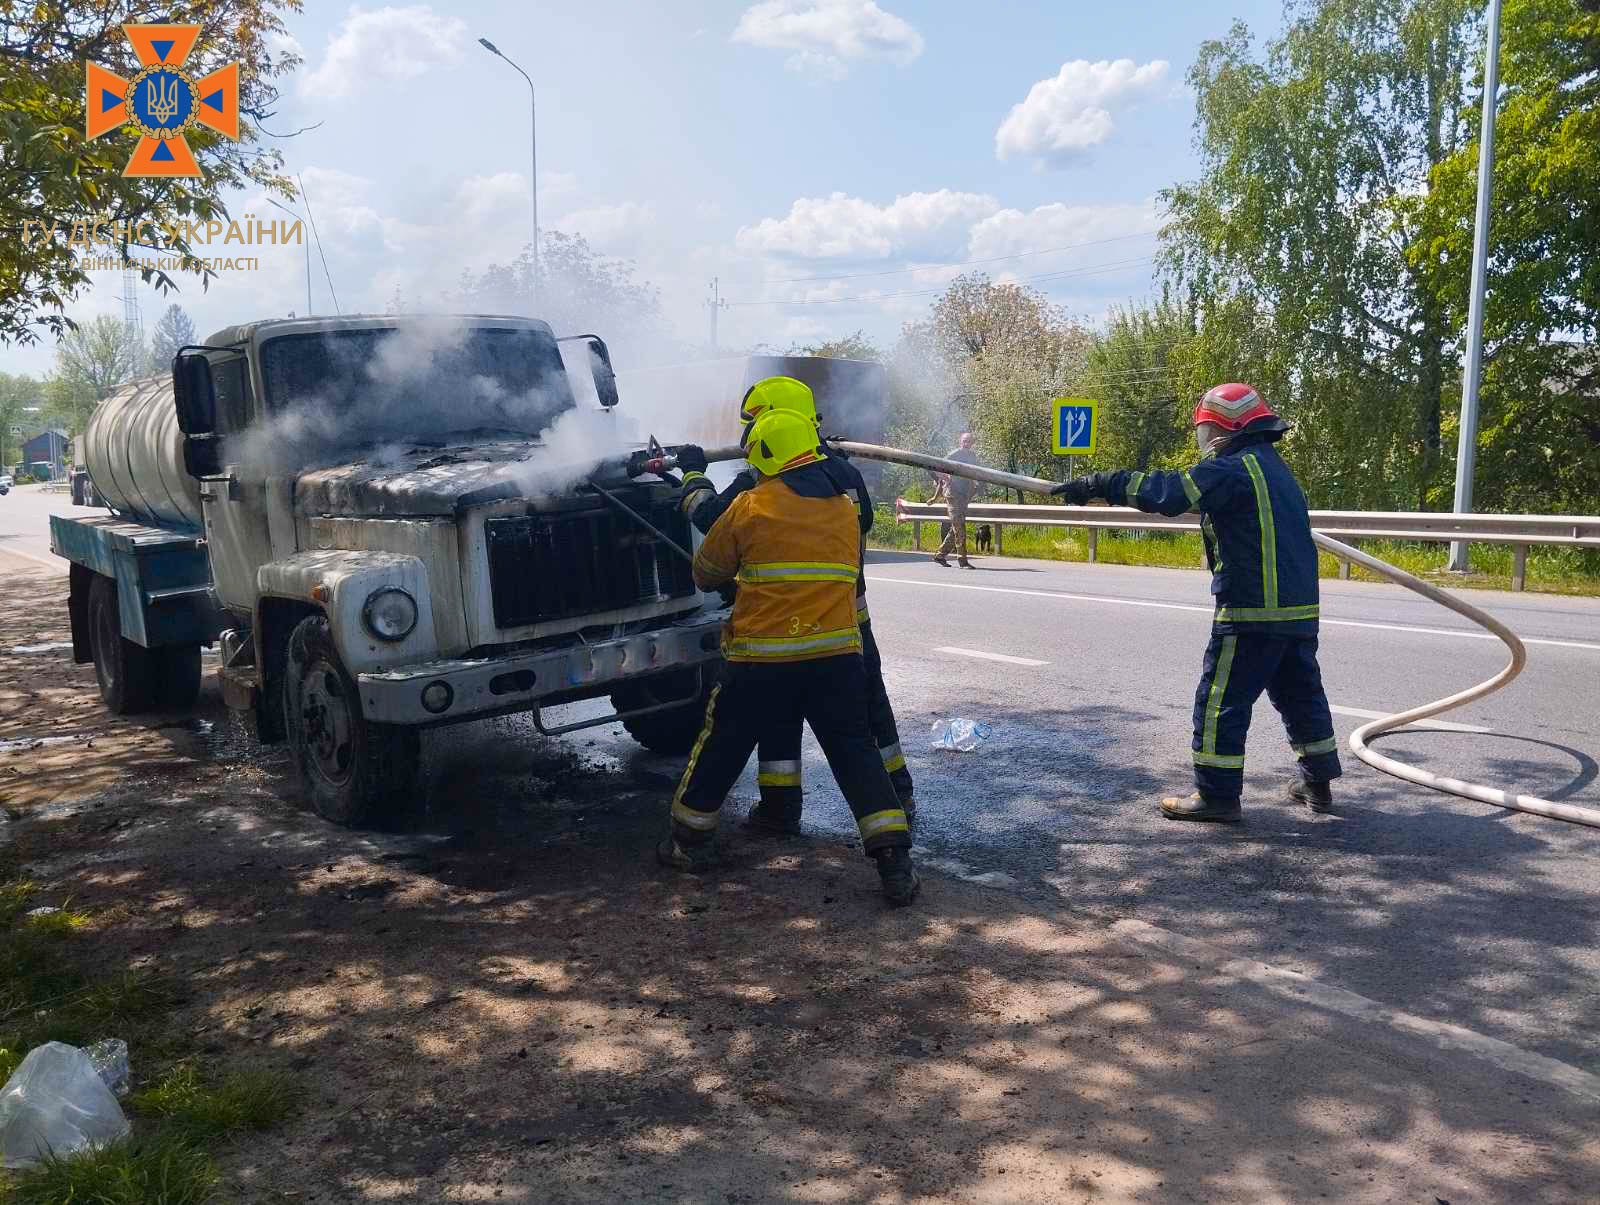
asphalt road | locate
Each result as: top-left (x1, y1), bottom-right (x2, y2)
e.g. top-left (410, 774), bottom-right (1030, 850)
top-left (0, 482), bottom-right (102, 572)
top-left (9, 487), bottom-right (1600, 1079)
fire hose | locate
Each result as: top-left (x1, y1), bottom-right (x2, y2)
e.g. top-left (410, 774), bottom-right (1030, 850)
top-left (632, 438), bottom-right (1598, 830)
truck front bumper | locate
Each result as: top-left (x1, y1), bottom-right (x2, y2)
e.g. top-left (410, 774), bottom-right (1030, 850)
top-left (355, 611), bottom-right (726, 725)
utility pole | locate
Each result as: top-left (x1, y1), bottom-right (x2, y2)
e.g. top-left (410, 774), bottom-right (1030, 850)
top-left (1448, 0), bottom-right (1502, 572)
top-left (479, 38), bottom-right (539, 310)
top-left (706, 277), bottom-right (728, 352)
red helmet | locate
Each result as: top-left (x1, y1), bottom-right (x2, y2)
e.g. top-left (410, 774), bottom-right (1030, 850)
top-left (1193, 382), bottom-right (1278, 431)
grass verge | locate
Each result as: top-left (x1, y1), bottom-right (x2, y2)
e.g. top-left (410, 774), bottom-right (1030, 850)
top-left (871, 508), bottom-right (1600, 597)
top-left (0, 870), bottom-right (301, 1202)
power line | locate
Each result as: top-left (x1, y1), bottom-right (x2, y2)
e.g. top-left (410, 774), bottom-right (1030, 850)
top-left (752, 228), bottom-right (1161, 287)
top-left (726, 255), bottom-right (1155, 308)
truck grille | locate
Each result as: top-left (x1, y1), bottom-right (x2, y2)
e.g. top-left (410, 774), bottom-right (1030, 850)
top-left (484, 493), bottom-right (698, 630)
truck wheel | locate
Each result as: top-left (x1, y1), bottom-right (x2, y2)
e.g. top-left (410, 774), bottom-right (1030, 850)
top-left (88, 575), bottom-right (154, 715)
top-left (283, 614), bottom-right (419, 827)
top-left (151, 645), bottom-right (203, 711)
top-left (611, 668), bottom-right (719, 755)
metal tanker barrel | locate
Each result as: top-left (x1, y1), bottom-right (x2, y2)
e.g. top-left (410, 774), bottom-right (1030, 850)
top-left (83, 375), bottom-right (204, 530)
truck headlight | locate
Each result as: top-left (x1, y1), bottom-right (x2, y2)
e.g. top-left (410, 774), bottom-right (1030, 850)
top-left (363, 587), bottom-right (417, 641)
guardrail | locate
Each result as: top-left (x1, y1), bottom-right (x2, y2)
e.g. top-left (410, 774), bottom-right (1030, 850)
top-left (894, 500), bottom-right (1600, 592)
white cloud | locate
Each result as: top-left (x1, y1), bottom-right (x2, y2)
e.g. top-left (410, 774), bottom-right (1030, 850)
top-left (966, 199), bottom-right (1161, 259)
top-left (736, 190), bottom-right (999, 259)
top-left (732, 1), bottom-right (923, 78)
top-left (995, 58), bottom-right (1169, 164)
top-left (300, 6), bottom-right (468, 100)
top-left (559, 202), bottom-right (658, 254)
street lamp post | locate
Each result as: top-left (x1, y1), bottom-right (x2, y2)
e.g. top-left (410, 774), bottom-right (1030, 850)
top-left (478, 37), bottom-right (539, 310)
top-left (1447, 0), bottom-right (1503, 572)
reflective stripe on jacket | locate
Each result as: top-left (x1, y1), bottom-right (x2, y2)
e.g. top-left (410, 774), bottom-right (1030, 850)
top-left (1090, 435), bottom-right (1320, 637)
top-left (693, 476), bottom-right (863, 662)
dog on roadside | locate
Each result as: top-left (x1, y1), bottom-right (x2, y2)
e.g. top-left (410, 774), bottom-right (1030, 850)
top-left (974, 524), bottom-right (993, 553)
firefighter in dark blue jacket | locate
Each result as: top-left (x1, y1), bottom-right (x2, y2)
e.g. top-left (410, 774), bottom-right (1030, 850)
top-left (1051, 383), bottom-right (1342, 822)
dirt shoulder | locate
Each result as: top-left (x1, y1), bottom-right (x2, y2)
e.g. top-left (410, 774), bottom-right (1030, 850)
top-left (3, 555), bottom-right (1596, 1203)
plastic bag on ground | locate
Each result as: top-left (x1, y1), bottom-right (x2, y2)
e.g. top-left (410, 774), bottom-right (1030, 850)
top-left (930, 718), bottom-right (992, 752)
top-left (85, 1038), bottom-right (130, 1097)
top-left (0, 1042), bottom-right (131, 1168)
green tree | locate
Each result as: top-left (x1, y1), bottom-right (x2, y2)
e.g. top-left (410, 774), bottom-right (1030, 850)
top-left (453, 232), bottom-right (671, 364)
top-left (1, 0), bottom-right (302, 344)
top-left (148, 303), bottom-right (197, 373)
top-left (790, 330), bottom-right (881, 360)
top-left (46, 315), bottom-right (143, 437)
top-left (899, 273), bottom-right (1093, 499)
top-left (1418, 0), bottom-right (1600, 512)
top-left (1078, 295), bottom-right (1192, 473)
top-left (0, 371), bottom-right (43, 470)
top-left (1162, 1), bottom-right (1482, 508)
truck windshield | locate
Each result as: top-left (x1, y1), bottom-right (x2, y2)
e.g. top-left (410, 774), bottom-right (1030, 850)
top-left (260, 325), bottom-right (577, 450)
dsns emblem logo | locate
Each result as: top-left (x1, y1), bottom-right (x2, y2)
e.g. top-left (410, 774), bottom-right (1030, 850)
top-left (85, 24), bottom-right (239, 177)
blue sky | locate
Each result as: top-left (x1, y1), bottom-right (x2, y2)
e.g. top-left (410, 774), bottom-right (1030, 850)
top-left (8, 0), bottom-right (1290, 376)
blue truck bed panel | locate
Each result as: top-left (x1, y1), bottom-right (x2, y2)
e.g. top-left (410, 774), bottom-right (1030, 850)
top-left (50, 514), bottom-right (220, 648)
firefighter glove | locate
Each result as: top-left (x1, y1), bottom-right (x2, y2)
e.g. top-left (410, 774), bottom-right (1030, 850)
top-left (1052, 479), bottom-right (1093, 505)
top-left (675, 444), bottom-right (709, 474)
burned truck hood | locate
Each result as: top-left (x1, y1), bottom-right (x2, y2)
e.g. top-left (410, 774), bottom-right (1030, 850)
top-left (292, 441), bottom-right (630, 518)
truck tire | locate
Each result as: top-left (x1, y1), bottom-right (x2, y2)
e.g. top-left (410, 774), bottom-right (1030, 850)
top-left (283, 614), bottom-right (419, 828)
top-left (151, 645), bottom-right (203, 711)
top-left (611, 668), bottom-right (718, 755)
top-left (88, 575), bottom-right (155, 715)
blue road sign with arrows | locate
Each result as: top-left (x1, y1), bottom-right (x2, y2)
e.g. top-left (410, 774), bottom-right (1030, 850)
top-left (1051, 397), bottom-right (1099, 456)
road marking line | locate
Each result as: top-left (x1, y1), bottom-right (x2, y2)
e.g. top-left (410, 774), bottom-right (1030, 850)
top-left (867, 575), bottom-right (1600, 652)
top-left (1110, 918), bottom-right (1600, 1104)
top-left (934, 645), bottom-right (1049, 667)
top-left (1329, 704), bottom-right (1492, 734)
top-left (0, 543), bottom-right (67, 574)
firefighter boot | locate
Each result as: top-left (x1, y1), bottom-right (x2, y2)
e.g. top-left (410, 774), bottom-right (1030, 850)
top-left (1288, 779), bottom-right (1334, 814)
top-left (743, 802), bottom-right (803, 837)
top-left (874, 848), bottom-right (921, 906)
top-left (656, 834), bottom-right (719, 873)
top-left (1160, 792), bottom-right (1243, 823)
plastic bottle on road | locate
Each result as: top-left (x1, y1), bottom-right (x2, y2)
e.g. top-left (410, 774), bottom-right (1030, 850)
top-left (930, 718), bottom-right (992, 752)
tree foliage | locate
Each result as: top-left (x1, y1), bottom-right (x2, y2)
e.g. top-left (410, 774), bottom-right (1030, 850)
top-left (0, 371), bottom-right (43, 469)
top-left (46, 315), bottom-right (143, 436)
top-left (148, 303), bottom-right (197, 373)
top-left (1162, 0), bottom-right (1481, 509)
top-left (1418, 0), bottom-right (1600, 512)
top-left (453, 232), bottom-right (671, 366)
top-left (0, 0), bottom-right (303, 344)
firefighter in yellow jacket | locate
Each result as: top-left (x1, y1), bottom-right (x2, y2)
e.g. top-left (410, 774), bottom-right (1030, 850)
top-left (659, 407), bottom-right (921, 906)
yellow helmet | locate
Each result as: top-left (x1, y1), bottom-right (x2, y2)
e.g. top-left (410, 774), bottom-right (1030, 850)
top-left (743, 407), bottom-right (823, 478)
top-left (739, 376), bottom-right (819, 425)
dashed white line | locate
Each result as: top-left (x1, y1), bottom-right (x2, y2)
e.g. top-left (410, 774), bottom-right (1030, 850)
top-left (1328, 704), bottom-right (1492, 734)
top-left (867, 575), bottom-right (1600, 652)
top-left (934, 645), bottom-right (1049, 667)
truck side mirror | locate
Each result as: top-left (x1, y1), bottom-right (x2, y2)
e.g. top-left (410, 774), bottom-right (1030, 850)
top-left (586, 337), bottom-right (619, 408)
top-left (173, 349), bottom-right (217, 435)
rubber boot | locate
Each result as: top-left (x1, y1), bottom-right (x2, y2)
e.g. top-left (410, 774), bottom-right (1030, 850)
top-left (656, 835), bottom-right (719, 872)
top-left (1159, 792), bottom-right (1242, 823)
top-left (932, 554), bottom-right (950, 567)
top-left (874, 848), bottom-right (921, 906)
top-left (1288, 779), bottom-right (1334, 814)
top-left (958, 558), bottom-right (974, 569)
top-left (743, 802), bottom-right (803, 836)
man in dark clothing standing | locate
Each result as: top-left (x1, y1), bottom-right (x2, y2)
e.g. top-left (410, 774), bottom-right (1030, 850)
top-left (934, 432), bottom-right (979, 568)
top-left (1049, 383), bottom-right (1341, 823)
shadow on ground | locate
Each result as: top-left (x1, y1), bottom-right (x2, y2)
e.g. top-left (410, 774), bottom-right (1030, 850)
top-left (4, 567), bottom-right (1598, 1202)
